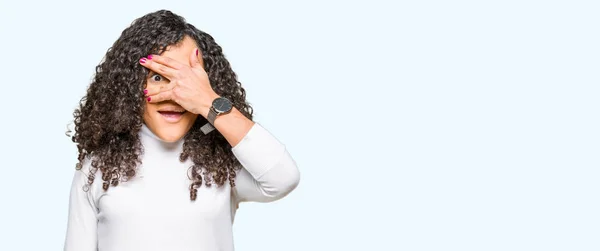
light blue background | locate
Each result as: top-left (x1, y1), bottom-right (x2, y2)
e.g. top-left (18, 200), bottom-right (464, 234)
top-left (0, 0), bottom-right (598, 250)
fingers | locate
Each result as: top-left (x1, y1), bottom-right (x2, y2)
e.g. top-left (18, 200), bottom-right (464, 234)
top-left (144, 81), bottom-right (175, 97)
top-left (139, 55), bottom-right (178, 79)
top-left (140, 52), bottom-right (203, 104)
top-left (145, 89), bottom-right (173, 103)
top-left (146, 54), bottom-right (184, 70)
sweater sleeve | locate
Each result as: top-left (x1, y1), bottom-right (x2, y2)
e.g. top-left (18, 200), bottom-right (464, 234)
top-left (64, 163), bottom-right (98, 251)
top-left (231, 122), bottom-right (300, 204)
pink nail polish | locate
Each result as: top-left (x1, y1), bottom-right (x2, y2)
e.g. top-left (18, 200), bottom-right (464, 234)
top-left (140, 58), bottom-right (146, 64)
top-left (143, 89), bottom-right (148, 94)
top-left (147, 97), bottom-right (151, 101)
top-left (147, 55), bottom-right (153, 59)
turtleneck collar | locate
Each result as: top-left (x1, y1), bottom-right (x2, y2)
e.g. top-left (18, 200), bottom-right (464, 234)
top-left (139, 123), bottom-right (185, 154)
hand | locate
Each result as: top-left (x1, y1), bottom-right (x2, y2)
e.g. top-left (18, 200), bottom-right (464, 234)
top-left (140, 49), bottom-right (219, 117)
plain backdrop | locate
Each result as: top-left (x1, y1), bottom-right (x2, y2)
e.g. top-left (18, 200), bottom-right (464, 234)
top-left (0, 0), bottom-right (598, 250)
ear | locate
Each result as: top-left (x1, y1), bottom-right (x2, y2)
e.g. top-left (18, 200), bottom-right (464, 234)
top-left (190, 48), bottom-right (201, 69)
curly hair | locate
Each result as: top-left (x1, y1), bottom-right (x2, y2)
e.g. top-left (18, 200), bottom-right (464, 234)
top-left (68, 10), bottom-right (253, 201)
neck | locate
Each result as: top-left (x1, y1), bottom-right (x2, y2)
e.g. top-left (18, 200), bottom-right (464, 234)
top-left (139, 123), bottom-right (184, 154)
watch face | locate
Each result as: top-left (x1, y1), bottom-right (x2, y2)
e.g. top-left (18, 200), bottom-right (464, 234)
top-left (213, 97), bottom-right (232, 113)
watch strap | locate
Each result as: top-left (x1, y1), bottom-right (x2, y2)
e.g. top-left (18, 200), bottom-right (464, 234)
top-left (200, 122), bottom-right (215, 134)
top-left (207, 107), bottom-right (218, 125)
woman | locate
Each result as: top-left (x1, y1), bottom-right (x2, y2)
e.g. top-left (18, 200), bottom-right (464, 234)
top-left (64, 10), bottom-right (300, 251)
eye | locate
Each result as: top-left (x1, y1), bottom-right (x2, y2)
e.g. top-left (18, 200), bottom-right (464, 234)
top-left (151, 74), bottom-right (163, 82)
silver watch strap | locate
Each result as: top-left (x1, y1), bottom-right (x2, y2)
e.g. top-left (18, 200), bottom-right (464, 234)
top-left (207, 108), bottom-right (218, 125)
top-left (200, 122), bottom-right (215, 134)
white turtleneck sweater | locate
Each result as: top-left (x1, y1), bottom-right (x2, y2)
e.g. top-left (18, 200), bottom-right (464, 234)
top-left (64, 122), bottom-right (300, 251)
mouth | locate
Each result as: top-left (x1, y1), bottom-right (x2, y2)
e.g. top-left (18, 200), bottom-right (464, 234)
top-left (157, 108), bottom-right (187, 123)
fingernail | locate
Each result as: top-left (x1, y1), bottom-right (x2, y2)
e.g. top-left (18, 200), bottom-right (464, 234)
top-left (147, 55), bottom-right (153, 59)
top-left (196, 49), bottom-right (198, 56)
top-left (143, 89), bottom-right (148, 94)
top-left (147, 97), bottom-right (151, 101)
top-left (140, 58), bottom-right (147, 64)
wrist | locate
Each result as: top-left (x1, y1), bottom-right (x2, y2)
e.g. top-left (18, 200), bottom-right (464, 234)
top-left (199, 93), bottom-right (221, 118)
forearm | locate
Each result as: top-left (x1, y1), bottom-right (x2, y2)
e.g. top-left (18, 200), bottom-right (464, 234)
top-left (195, 91), bottom-right (254, 147)
top-left (197, 95), bottom-right (300, 200)
top-left (227, 119), bottom-right (300, 203)
top-left (210, 106), bottom-right (255, 147)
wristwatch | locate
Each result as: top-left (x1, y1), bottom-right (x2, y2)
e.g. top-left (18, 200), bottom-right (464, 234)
top-left (200, 97), bottom-right (233, 134)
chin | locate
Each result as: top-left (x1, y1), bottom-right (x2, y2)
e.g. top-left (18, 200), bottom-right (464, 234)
top-left (156, 129), bottom-right (188, 142)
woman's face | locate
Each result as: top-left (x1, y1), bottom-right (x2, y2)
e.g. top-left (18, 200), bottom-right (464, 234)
top-left (142, 36), bottom-right (201, 142)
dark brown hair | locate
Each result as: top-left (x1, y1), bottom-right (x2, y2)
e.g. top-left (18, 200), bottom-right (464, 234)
top-left (68, 10), bottom-right (253, 200)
